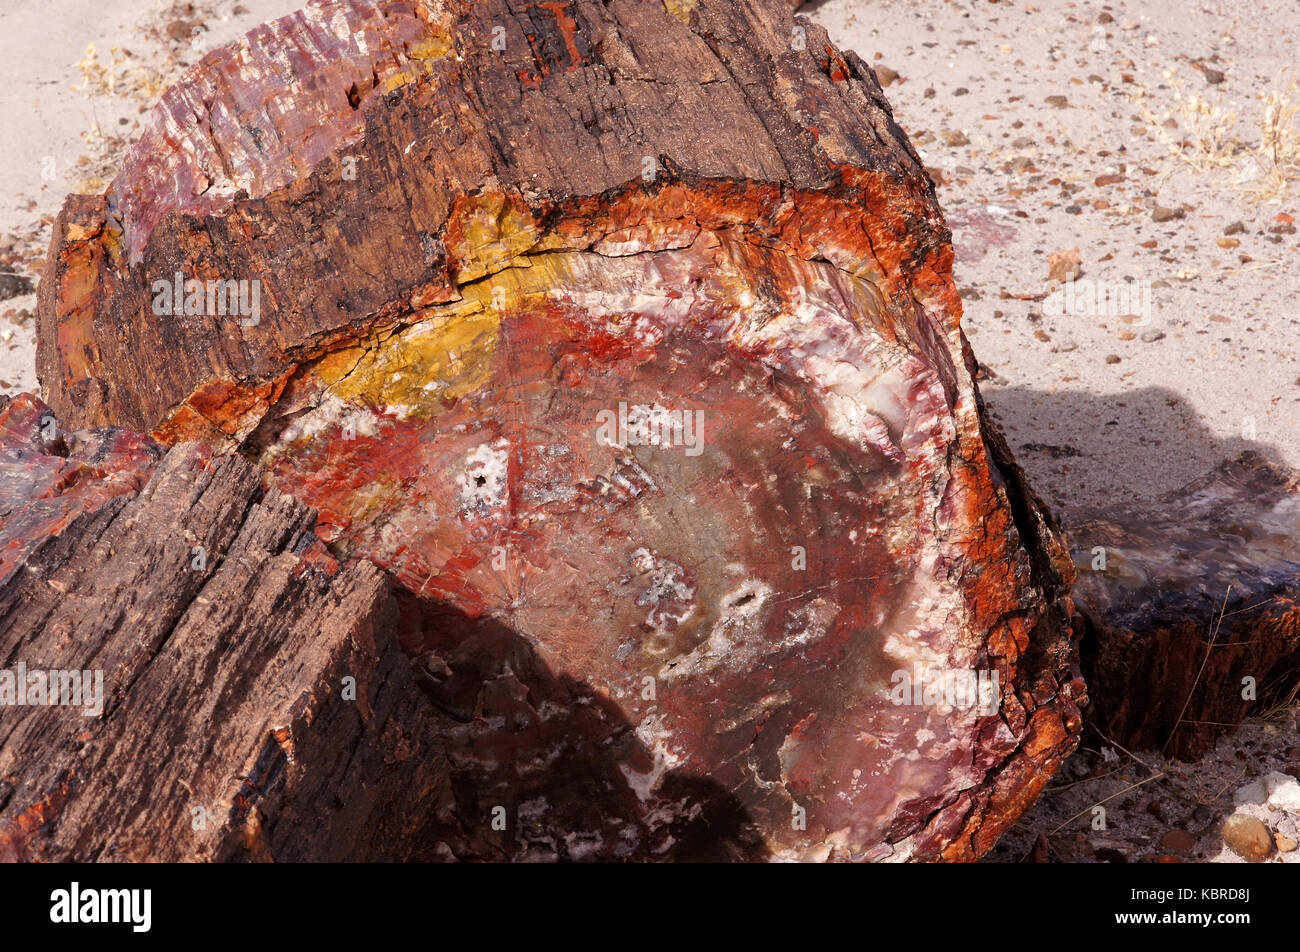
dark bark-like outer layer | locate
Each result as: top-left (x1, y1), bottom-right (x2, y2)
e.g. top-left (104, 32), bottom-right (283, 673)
top-left (36, 0), bottom-right (1083, 860)
top-left (0, 394), bottom-right (454, 862)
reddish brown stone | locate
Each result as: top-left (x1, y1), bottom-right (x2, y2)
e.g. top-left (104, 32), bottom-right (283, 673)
top-left (1072, 452), bottom-right (1300, 759)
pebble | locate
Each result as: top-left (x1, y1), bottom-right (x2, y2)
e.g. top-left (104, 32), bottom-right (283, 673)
top-left (0, 273), bottom-right (33, 301)
top-left (1140, 330), bottom-right (1165, 342)
top-left (1044, 95), bottom-right (1069, 108)
top-left (1105, 354), bottom-right (1121, 364)
top-left (1234, 771), bottom-right (1300, 812)
top-left (1152, 204), bottom-right (1185, 223)
top-left (1222, 814), bottom-right (1273, 862)
top-left (1196, 62), bottom-right (1226, 85)
top-left (1160, 830), bottom-right (1196, 853)
top-left (941, 129), bottom-right (970, 147)
top-left (1224, 221), bottom-right (1245, 235)
top-left (1278, 834), bottom-right (1299, 853)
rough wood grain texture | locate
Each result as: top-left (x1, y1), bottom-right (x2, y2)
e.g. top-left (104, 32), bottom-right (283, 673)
top-left (1072, 452), bottom-right (1300, 761)
top-left (0, 395), bottom-right (452, 861)
top-left (37, 0), bottom-right (1083, 860)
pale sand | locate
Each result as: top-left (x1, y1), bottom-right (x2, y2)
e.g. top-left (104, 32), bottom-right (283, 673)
top-left (812, 0), bottom-right (1299, 516)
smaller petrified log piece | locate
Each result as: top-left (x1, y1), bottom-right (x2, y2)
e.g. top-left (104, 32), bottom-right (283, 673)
top-left (0, 396), bottom-right (451, 861)
top-left (1072, 451), bottom-right (1300, 760)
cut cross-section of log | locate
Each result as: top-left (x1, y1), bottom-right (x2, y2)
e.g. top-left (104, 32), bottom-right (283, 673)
top-left (36, 0), bottom-right (1083, 860)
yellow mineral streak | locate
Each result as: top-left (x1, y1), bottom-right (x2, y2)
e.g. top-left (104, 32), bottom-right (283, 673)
top-left (450, 193), bottom-right (544, 284)
top-left (313, 255), bottom-right (576, 418)
top-left (381, 23), bottom-right (454, 92)
top-left (664, 0), bottom-right (698, 23)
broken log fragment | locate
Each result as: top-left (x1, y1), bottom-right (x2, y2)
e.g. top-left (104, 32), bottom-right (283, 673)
top-left (0, 395), bottom-right (452, 862)
top-left (36, 0), bottom-right (1083, 860)
top-left (1072, 451), bottom-right (1300, 761)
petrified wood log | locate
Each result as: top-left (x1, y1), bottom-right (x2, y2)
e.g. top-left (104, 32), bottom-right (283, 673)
top-left (0, 394), bottom-right (452, 862)
top-left (36, 0), bottom-right (1083, 860)
top-left (1072, 452), bottom-right (1300, 761)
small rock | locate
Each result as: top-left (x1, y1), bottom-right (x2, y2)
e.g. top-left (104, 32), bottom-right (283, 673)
top-left (1222, 813), bottom-right (1273, 862)
top-left (954, 87), bottom-right (970, 96)
top-left (923, 87), bottom-right (936, 99)
top-left (1044, 95), bottom-right (1069, 108)
top-left (1218, 237), bottom-right (1240, 248)
top-left (1195, 62), bottom-right (1226, 85)
top-left (875, 65), bottom-right (901, 87)
top-left (1234, 771), bottom-right (1300, 813)
top-left (0, 273), bottom-right (33, 301)
top-left (1055, 339), bottom-right (1078, 352)
top-left (1047, 247), bottom-right (1082, 283)
top-left (1029, 833), bottom-right (1050, 863)
top-left (1267, 775), bottom-right (1300, 814)
top-left (164, 19), bottom-right (197, 42)
top-left (1223, 221), bottom-right (1246, 235)
top-left (1277, 834), bottom-right (1298, 853)
top-left (1105, 354), bottom-right (1121, 364)
top-left (1140, 329), bottom-right (1165, 342)
top-left (1152, 204), bottom-right (1185, 223)
top-left (941, 129), bottom-right (970, 147)
top-left (1098, 11), bottom-right (1114, 23)
top-left (1160, 829), bottom-right (1196, 853)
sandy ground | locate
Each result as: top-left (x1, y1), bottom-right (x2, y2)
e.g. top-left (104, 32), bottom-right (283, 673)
top-left (812, 0), bottom-right (1300, 518)
top-left (0, 0), bottom-right (300, 391)
top-left (0, 0), bottom-right (1297, 862)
